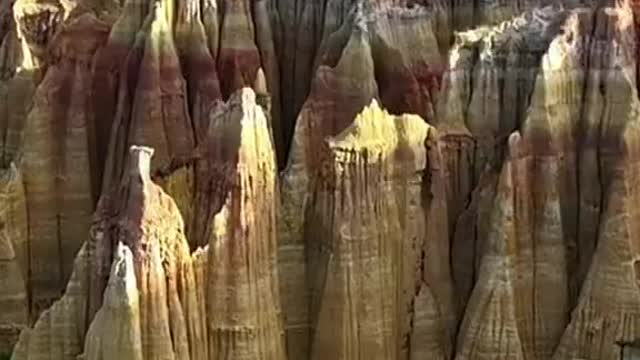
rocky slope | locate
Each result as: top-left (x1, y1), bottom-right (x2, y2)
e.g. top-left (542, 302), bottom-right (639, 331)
top-left (2, 0), bottom-right (640, 359)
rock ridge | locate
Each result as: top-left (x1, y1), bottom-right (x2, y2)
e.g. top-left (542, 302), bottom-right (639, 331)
top-left (2, 1), bottom-right (640, 360)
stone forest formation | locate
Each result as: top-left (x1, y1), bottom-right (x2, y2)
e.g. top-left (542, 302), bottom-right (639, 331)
top-left (3, 0), bottom-right (640, 359)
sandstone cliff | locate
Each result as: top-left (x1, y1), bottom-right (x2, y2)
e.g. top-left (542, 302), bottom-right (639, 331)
top-left (3, 1), bottom-right (640, 360)
top-left (11, 89), bottom-right (285, 359)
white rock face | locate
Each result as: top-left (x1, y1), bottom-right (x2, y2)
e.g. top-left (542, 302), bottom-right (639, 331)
top-left (83, 242), bottom-right (143, 360)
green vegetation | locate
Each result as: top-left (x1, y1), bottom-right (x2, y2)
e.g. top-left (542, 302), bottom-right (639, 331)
top-left (0, 352), bottom-right (11, 360)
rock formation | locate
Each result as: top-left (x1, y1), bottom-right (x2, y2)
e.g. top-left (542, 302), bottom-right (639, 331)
top-left (20, 12), bottom-right (109, 313)
top-left (199, 88), bottom-right (285, 360)
top-left (3, 0), bottom-right (640, 360)
top-left (9, 88), bottom-right (285, 360)
top-left (303, 100), bottom-right (453, 359)
top-left (82, 242), bottom-right (142, 360)
top-left (0, 164), bottom-right (27, 352)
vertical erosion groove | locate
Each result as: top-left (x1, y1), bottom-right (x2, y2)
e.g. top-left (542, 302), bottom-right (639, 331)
top-left (2, 2), bottom-right (640, 360)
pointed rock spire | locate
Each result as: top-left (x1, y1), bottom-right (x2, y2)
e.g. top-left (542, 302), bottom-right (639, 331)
top-left (82, 242), bottom-right (143, 360)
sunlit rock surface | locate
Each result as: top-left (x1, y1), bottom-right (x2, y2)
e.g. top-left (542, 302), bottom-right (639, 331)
top-left (304, 100), bottom-right (453, 360)
top-left (4, 1), bottom-right (640, 360)
top-left (199, 88), bottom-right (285, 360)
top-left (82, 242), bottom-right (142, 360)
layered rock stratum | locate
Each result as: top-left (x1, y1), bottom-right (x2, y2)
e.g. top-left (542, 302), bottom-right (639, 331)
top-left (2, 0), bottom-right (640, 359)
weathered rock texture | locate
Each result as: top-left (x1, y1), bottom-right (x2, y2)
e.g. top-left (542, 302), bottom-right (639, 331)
top-left (0, 164), bottom-right (27, 352)
top-left (4, 0), bottom-right (640, 360)
top-left (203, 89), bottom-right (285, 360)
top-left (82, 242), bottom-right (142, 360)
top-left (303, 100), bottom-right (453, 360)
top-left (20, 12), bottom-right (109, 314)
top-left (9, 88), bottom-right (285, 360)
